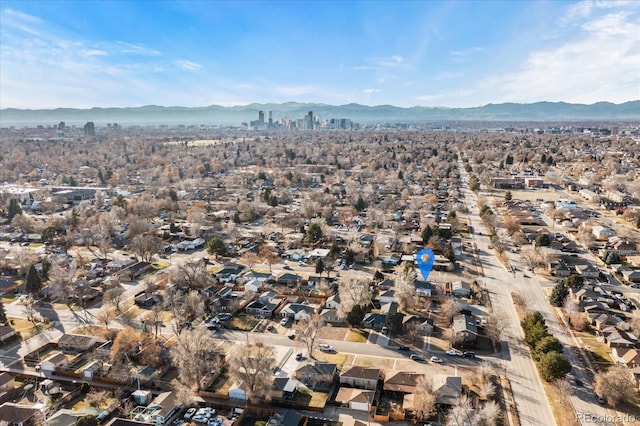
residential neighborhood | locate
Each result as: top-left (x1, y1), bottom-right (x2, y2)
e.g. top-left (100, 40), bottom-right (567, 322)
top-left (0, 122), bottom-right (639, 426)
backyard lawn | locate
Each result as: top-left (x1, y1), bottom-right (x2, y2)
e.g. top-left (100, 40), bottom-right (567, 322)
top-left (346, 329), bottom-right (369, 343)
top-left (226, 315), bottom-right (260, 331)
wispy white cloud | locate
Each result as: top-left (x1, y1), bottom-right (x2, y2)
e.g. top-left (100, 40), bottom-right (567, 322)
top-left (363, 88), bottom-right (381, 94)
top-left (175, 60), bottom-right (202, 71)
top-left (115, 42), bottom-right (161, 56)
top-left (370, 55), bottom-right (405, 68)
top-left (448, 47), bottom-right (484, 57)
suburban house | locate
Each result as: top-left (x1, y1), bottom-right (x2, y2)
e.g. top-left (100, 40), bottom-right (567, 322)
top-left (612, 348), bottom-right (640, 368)
top-left (271, 377), bottom-right (300, 400)
top-left (379, 290), bottom-right (396, 304)
top-left (0, 402), bottom-right (40, 426)
top-left (602, 327), bottom-right (636, 349)
top-left (339, 366), bottom-right (381, 390)
top-left (57, 333), bottom-right (98, 353)
top-left (575, 264), bottom-right (600, 279)
top-left (414, 280), bottom-right (435, 297)
top-left (551, 261), bottom-right (572, 277)
top-left (402, 315), bottom-right (434, 336)
top-left (265, 410), bottom-right (304, 426)
top-left (276, 272), bottom-right (302, 287)
top-left (592, 226), bottom-right (616, 241)
top-left (40, 352), bottom-right (68, 375)
top-left (432, 375), bottom-right (463, 407)
top-left (324, 294), bottom-right (341, 310)
top-left (295, 362), bottom-right (337, 387)
top-left (245, 292), bottom-right (283, 318)
top-left (147, 391), bottom-right (181, 425)
top-left (0, 326), bottom-right (17, 344)
top-left (453, 314), bottom-right (478, 348)
top-left (334, 388), bottom-right (375, 411)
top-left (451, 281), bottom-right (470, 298)
top-left (280, 303), bottom-right (316, 321)
top-left (383, 371), bottom-right (421, 393)
top-left (320, 308), bottom-right (343, 325)
top-left (0, 372), bottom-right (15, 393)
top-left (621, 269), bottom-right (640, 283)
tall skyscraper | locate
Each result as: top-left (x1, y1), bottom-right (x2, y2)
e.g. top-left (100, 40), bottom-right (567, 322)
top-left (308, 111), bottom-right (313, 129)
top-left (268, 111), bottom-right (273, 128)
top-left (83, 121), bottom-right (95, 136)
top-left (258, 111), bottom-right (265, 125)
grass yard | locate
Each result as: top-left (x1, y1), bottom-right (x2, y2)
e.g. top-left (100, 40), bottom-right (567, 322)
top-left (69, 325), bottom-right (112, 339)
top-left (292, 386), bottom-right (329, 409)
top-left (151, 261), bottom-right (170, 270)
top-left (542, 381), bottom-right (579, 426)
top-left (312, 351), bottom-right (348, 367)
top-left (226, 315), bottom-right (260, 331)
top-left (207, 372), bottom-right (233, 394)
top-left (345, 329), bottom-right (369, 343)
top-left (9, 317), bottom-right (54, 340)
top-left (353, 355), bottom-right (395, 369)
top-left (574, 331), bottom-right (614, 371)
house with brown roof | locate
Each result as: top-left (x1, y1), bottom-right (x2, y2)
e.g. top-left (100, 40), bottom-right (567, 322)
top-left (40, 352), bottom-right (68, 375)
top-left (0, 326), bottom-right (17, 343)
top-left (0, 402), bottom-right (40, 426)
top-left (57, 333), bottom-right (98, 353)
top-left (613, 348), bottom-right (640, 368)
top-left (383, 371), bottom-right (421, 393)
top-left (432, 374), bottom-right (462, 407)
top-left (334, 388), bottom-right (375, 411)
top-left (0, 372), bottom-right (15, 394)
top-left (295, 362), bottom-right (337, 387)
top-left (575, 264), bottom-right (600, 279)
top-left (602, 327), bottom-right (636, 349)
top-left (339, 366), bottom-right (381, 390)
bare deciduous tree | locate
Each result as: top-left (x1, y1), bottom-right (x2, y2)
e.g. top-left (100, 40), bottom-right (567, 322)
top-left (170, 260), bottom-right (213, 290)
top-left (103, 287), bottom-right (126, 313)
top-left (440, 299), bottom-right (461, 324)
top-left (476, 400), bottom-right (502, 425)
top-left (227, 341), bottom-right (276, 404)
top-left (594, 365), bottom-right (638, 405)
top-left (131, 233), bottom-right (164, 262)
top-left (413, 375), bottom-right (436, 420)
top-left (337, 273), bottom-right (372, 318)
top-left (97, 308), bottom-right (116, 329)
top-left (171, 327), bottom-right (220, 391)
top-left (295, 313), bottom-right (324, 358)
top-left (396, 261), bottom-right (417, 310)
top-left (446, 394), bottom-right (474, 426)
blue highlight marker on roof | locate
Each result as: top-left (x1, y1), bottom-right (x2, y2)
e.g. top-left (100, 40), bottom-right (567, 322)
top-left (416, 248), bottom-right (435, 281)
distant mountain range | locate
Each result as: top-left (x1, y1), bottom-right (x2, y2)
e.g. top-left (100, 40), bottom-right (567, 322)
top-left (1, 101), bottom-right (639, 126)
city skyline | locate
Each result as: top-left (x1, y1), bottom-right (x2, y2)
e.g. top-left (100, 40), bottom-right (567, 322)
top-left (1, 0), bottom-right (639, 110)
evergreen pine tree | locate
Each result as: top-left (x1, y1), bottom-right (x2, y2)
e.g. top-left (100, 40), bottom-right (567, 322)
top-left (25, 265), bottom-right (42, 294)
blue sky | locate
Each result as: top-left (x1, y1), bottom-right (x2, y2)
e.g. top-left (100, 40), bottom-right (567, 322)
top-left (1, 0), bottom-right (638, 109)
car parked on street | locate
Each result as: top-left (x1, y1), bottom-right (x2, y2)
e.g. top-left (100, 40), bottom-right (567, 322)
top-left (430, 356), bottom-right (444, 364)
top-left (318, 343), bottom-right (335, 352)
top-left (410, 354), bottom-right (425, 362)
top-left (446, 349), bottom-right (463, 356)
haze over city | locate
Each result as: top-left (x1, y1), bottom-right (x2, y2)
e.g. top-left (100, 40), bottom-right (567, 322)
top-left (1, 0), bottom-right (639, 110)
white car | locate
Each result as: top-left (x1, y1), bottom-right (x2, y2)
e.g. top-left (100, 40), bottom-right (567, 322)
top-left (184, 408), bottom-right (197, 420)
top-left (280, 317), bottom-right (290, 326)
top-left (318, 343), bottom-right (335, 352)
top-left (446, 349), bottom-right (463, 356)
top-left (430, 356), bottom-right (444, 364)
